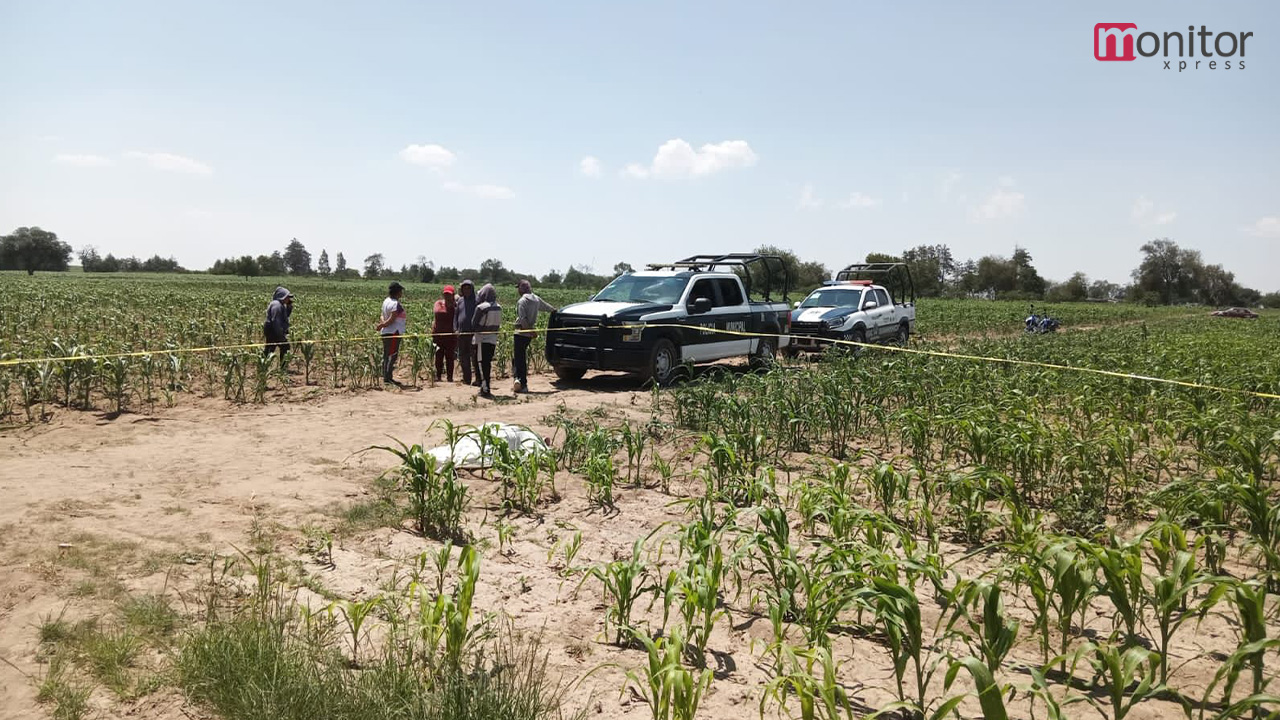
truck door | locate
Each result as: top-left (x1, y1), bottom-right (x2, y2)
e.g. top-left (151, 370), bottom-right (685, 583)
top-left (712, 278), bottom-right (752, 358)
top-left (870, 288), bottom-right (896, 339)
top-left (681, 277), bottom-right (747, 362)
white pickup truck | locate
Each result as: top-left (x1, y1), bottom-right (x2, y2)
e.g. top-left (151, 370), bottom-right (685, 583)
top-left (545, 253), bottom-right (792, 384)
top-left (787, 262), bottom-right (916, 354)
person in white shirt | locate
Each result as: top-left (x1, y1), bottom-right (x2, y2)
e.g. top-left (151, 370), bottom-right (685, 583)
top-left (375, 282), bottom-right (407, 385)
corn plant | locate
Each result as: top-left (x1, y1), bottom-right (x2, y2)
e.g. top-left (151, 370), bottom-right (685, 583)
top-left (585, 539), bottom-right (654, 646)
top-left (418, 545), bottom-right (489, 668)
top-left (583, 451), bottom-right (618, 513)
top-left (1077, 642), bottom-right (1167, 720)
top-left (760, 643), bottom-right (856, 720)
top-left (859, 577), bottom-right (946, 720)
top-left (333, 595), bottom-right (382, 666)
top-left (1147, 543), bottom-right (1214, 683)
top-left (625, 628), bottom-right (712, 720)
top-left (373, 440), bottom-right (469, 541)
top-left (944, 577), bottom-right (1019, 674)
top-left (1088, 534), bottom-right (1147, 646)
top-left (675, 544), bottom-right (725, 668)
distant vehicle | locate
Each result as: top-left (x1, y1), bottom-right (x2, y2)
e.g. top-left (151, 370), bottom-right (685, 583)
top-left (545, 253), bottom-right (792, 384)
top-left (1025, 305), bottom-right (1061, 334)
top-left (788, 262), bottom-right (916, 354)
top-left (1211, 307), bottom-right (1259, 319)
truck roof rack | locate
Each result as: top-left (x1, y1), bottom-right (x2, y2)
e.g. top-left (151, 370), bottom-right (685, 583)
top-left (645, 253), bottom-right (790, 301)
top-left (833, 262), bottom-right (916, 305)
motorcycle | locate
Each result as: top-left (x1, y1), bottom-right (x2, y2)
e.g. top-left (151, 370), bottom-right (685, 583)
top-left (1024, 306), bottom-right (1060, 334)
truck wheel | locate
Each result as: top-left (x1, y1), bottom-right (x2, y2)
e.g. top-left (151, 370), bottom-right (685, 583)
top-left (553, 365), bottom-right (587, 382)
top-left (647, 338), bottom-right (679, 386)
top-left (750, 336), bottom-right (777, 371)
top-left (895, 323), bottom-right (910, 346)
top-left (842, 327), bottom-right (867, 356)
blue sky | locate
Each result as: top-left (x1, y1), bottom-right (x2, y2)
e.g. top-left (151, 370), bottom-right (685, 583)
top-left (1, 1), bottom-right (1277, 289)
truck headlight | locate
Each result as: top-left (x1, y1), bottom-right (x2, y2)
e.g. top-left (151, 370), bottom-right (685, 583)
top-left (823, 316), bottom-right (847, 330)
top-left (621, 326), bottom-right (644, 342)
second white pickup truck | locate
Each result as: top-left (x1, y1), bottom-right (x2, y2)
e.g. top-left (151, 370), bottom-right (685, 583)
top-left (787, 262), bottom-right (916, 354)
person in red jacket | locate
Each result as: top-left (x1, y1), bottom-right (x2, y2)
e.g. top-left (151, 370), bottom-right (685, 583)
top-left (432, 285), bottom-right (457, 383)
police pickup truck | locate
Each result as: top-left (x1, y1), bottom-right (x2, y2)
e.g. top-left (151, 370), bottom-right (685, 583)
top-left (545, 253), bottom-right (792, 384)
top-left (788, 262), bottom-right (916, 354)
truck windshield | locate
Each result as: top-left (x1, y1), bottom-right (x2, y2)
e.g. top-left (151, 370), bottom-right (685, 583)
top-left (799, 287), bottom-right (863, 308)
top-left (594, 276), bottom-right (689, 304)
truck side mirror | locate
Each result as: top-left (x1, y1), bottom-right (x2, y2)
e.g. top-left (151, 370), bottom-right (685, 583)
top-left (862, 301), bottom-right (879, 310)
top-left (690, 297), bottom-right (713, 314)
top-left (793, 301), bottom-right (802, 309)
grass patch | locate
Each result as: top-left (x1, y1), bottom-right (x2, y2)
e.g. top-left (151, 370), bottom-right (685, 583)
top-left (79, 625), bottom-right (142, 693)
top-left (178, 617), bottom-right (577, 720)
top-left (121, 594), bottom-right (180, 638)
top-left (36, 656), bottom-right (92, 720)
top-left (177, 552), bottom-right (581, 720)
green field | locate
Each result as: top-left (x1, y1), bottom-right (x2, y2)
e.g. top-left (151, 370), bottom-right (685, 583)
top-left (6, 271), bottom-right (1280, 720)
top-left (0, 271), bottom-right (1272, 421)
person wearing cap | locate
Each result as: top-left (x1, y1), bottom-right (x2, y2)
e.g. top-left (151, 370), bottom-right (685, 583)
top-left (513, 279), bottom-right (557, 393)
top-left (454, 279), bottom-right (481, 386)
top-left (262, 286), bottom-right (294, 366)
top-left (376, 282), bottom-right (407, 385)
top-left (432, 285), bottom-right (457, 383)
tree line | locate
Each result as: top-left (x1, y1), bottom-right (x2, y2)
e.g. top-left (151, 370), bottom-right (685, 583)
top-left (3, 226), bottom-right (1277, 307)
top-left (208, 239), bottom-right (628, 290)
top-left (860, 239), bottom-right (1269, 307)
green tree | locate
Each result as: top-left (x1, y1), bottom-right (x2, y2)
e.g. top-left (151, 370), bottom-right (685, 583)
top-left (0, 227), bottom-right (72, 275)
top-left (283, 238), bottom-right (312, 275)
top-left (335, 252), bottom-right (349, 280)
top-left (317, 249), bottom-right (331, 277)
top-left (1132, 238), bottom-right (1201, 304)
top-left (540, 269), bottom-right (563, 286)
top-left (1011, 247), bottom-right (1046, 297)
top-left (231, 256), bottom-right (260, 278)
top-left (256, 251), bottom-right (286, 275)
top-left (1089, 279), bottom-right (1120, 301)
top-left (363, 253), bottom-right (385, 279)
top-left (479, 258), bottom-right (509, 285)
top-left (901, 244), bottom-right (956, 297)
top-left (613, 261), bottom-right (634, 275)
top-left (754, 244), bottom-right (828, 296)
top-left (1047, 271), bottom-right (1089, 302)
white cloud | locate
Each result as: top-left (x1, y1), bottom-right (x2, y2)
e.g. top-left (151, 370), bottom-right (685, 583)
top-left (124, 151), bottom-right (213, 175)
top-left (1244, 216), bottom-right (1280, 237)
top-left (400, 143), bottom-right (457, 170)
top-left (797, 183), bottom-right (823, 209)
top-left (841, 192), bottom-right (881, 209)
top-left (579, 155), bottom-right (602, 178)
top-left (1132, 195), bottom-right (1176, 225)
top-left (970, 188), bottom-right (1025, 220)
top-left (940, 171), bottom-right (963, 202)
top-left (441, 180), bottom-right (514, 200)
top-left (53, 153), bottom-right (112, 167)
top-left (624, 138), bottom-right (757, 180)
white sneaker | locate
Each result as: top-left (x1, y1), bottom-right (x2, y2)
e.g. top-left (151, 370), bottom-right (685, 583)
top-left (513, 379), bottom-right (521, 393)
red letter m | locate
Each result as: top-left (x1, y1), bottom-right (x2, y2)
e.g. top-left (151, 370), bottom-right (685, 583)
top-left (1094, 23), bottom-right (1137, 61)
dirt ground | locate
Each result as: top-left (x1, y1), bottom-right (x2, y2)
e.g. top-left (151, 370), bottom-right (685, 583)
top-left (0, 368), bottom-right (1250, 720)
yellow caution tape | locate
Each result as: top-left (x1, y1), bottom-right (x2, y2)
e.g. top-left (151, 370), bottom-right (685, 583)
top-left (2, 323), bottom-right (1277, 401)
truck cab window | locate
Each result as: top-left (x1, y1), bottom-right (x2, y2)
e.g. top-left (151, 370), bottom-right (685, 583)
top-left (714, 278), bottom-right (743, 306)
top-left (874, 289), bottom-right (891, 307)
top-left (688, 279), bottom-right (715, 306)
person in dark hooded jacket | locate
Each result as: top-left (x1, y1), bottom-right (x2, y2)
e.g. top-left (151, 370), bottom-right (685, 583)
top-left (454, 279), bottom-right (481, 386)
top-left (262, 286), bottom-right (293, 363)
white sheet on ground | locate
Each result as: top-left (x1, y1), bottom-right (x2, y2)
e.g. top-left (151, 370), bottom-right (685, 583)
top-left (427, 423), bottom-right (548, 468)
